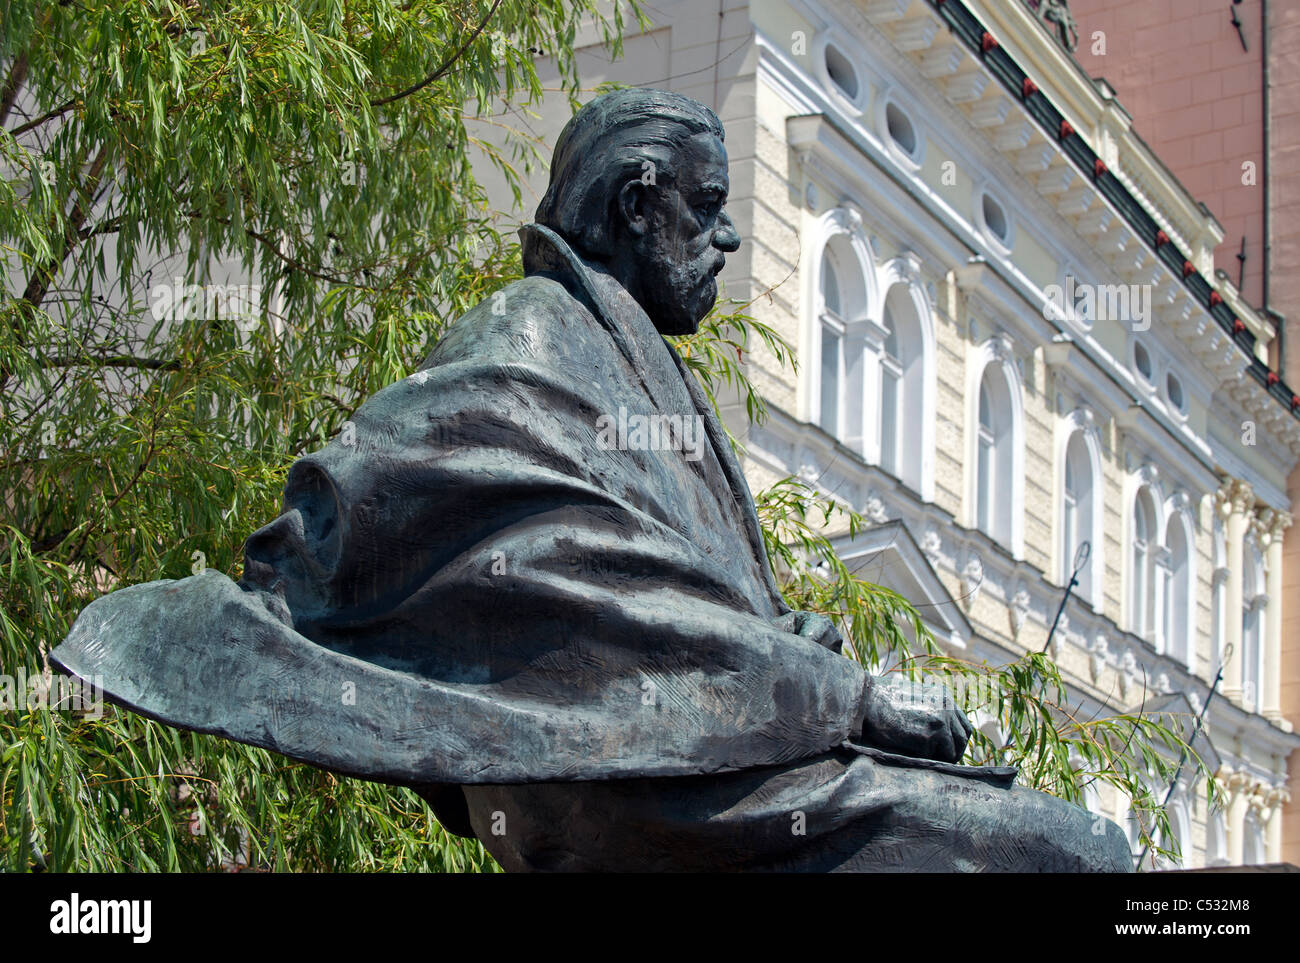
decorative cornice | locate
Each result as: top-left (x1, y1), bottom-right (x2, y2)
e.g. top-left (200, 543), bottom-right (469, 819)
top-left (824, 203), bottom-right (864, 236)
top-left (746, 404), bottom-right (1300, 758)
top-left (1214, 482), bottom-right (1232, 519)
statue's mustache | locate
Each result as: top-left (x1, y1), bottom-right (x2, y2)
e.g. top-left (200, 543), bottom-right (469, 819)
top-left (644, 249), bottom-right (724, 285)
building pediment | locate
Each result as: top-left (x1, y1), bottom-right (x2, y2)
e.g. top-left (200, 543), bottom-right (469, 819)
top-left (831, 519), bottom-right (971, 650)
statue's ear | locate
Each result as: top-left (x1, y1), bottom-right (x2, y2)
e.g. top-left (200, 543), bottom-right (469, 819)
top-left (615, 179), bottom-right (651, 238)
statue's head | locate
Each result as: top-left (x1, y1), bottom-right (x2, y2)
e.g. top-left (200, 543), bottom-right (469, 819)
top-left (535, 87), bottom-right (740, 336)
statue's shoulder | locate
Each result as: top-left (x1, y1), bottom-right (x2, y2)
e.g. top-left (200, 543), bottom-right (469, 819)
top-left (420, 273), bottom-right (597, 370)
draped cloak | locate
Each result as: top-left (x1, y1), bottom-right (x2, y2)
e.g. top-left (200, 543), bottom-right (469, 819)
top-left (50, 224), bottom-right (875, 789)
top-left (51, 224), bottom-right (1136, 871)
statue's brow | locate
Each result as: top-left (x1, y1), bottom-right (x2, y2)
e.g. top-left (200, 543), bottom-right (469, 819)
top-left (696, 181), bottom-right (729, 197)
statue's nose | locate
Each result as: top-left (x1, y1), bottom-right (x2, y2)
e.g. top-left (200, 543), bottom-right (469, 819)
top-left (713, 212), bottom-right (740, 253)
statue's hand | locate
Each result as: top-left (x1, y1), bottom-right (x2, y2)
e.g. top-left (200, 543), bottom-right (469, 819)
top-left (857, 675), bottom-right (972, 763)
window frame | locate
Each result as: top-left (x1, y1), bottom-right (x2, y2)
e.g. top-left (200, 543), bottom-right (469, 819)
top-left (1130, 485), bottom-right (1159, 642)
top-left (967, 337), bottom-right (1024, 557)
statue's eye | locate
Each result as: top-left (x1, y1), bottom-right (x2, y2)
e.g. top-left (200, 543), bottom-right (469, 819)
top-left (695, 201), bottom-right (721, 221)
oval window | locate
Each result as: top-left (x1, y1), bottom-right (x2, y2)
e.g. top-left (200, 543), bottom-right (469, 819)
top-left (825, 44), bottom-right (859, 101)
top-left (982, 194), bottom-right (1008, 243)
top-left (886, 102), bottom-right (916, 155)
top-left (1167, 372), bottom-right (1185, 411)
top-left (1134, 341), bottom-right (1153, 382)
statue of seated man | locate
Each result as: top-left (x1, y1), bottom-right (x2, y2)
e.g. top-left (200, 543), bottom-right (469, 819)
top-left (53, 87), bottom-right (1132, 872)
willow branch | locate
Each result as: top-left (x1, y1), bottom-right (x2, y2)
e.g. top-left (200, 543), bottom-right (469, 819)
top-left (369, 0), bottom-right (504, 107)
top-left (40, 354), bottom-right (182, 371)
top-left (2, 143), bottom-right (112, 393)
top-left (0, 52), bottom-right (30, 128)
top-left (7, 97), bottom-right (76, 136)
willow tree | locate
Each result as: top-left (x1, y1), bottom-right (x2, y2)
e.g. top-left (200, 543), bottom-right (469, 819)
top-left (0, 0), bottom-right (1207, 872)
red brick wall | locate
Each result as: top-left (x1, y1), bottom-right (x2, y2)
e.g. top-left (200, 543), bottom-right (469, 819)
top-left (1269, 1), bottom-right (1300, 374)
top-left (1067, 0), bottom-right (1267, 311)
top-left (1269, 0), bottom-right (1300, 867)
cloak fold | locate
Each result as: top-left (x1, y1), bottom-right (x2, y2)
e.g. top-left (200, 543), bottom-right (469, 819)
top-left (51, 224), bottom-right (873, 787)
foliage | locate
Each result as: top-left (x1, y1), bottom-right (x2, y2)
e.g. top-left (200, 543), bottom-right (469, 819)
top-left (0, 0), bottom-right (643, 873)
top-left (675, 298), bottom-right (792, 448)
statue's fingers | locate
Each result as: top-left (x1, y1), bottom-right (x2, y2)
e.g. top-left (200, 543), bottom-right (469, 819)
top-left (931, 725), bottom-right (956, 763)
top-left (952, 720), bottom-right (970, 760)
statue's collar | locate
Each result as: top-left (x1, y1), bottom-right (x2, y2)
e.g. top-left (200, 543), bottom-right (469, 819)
top-left (519, 223), bottom-right (646, 335)
top-left (519, 221), bottom-right (676, 406)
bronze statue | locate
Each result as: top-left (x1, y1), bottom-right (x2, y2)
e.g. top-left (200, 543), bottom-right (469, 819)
top-left (53, 88), bottom-right (1131, 871)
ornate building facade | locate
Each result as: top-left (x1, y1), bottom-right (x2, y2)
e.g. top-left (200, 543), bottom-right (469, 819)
top-left (478, 0), bottom-right (1300, 867)
top-left (1063, 0), bottom-right (1300, 871)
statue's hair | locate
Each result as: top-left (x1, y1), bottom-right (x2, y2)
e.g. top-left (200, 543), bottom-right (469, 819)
top-left (534, 87), bottom-right (724, 258)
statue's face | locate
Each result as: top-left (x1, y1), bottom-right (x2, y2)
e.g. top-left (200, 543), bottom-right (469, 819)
top-left (626, 132), bottom-right (740, 336)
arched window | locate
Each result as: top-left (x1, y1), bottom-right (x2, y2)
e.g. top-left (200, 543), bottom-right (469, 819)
top-left (808, 225), bottom-right (937, 502)
top-left (1211, 518), bottom-right (1227, 677)
top-left (1163, 509), bottom-right (1193, 667)
top-left (1063, 450), bottom-right (1078, 560)
top-left (1123, 797), bottom-right (1145, 861)
top-left (1242, 540), bottom-right (1266, 712)
top-left (876, 282), bottom-right (930, 494)
top-left (1157, 797), bottom-right (1190, 869)
top-left (1131, 486), bottom-right (1159, 640)
top-left (1124, 773), bottom-right (1164, 870)
top-left (977, 377), bottom-right (995, 533)
top-left (1243, 810), bottom-right (1265, 865)
top-left (1061, 430), bottom-right (1094, 601)
top-left (971, 351), bottom-right (1020, 551)
top-left (880, 298), bottom-right (901, 477)
top-left (819, 249), bottom-right (843, 437)
top-left (1058, 413), bottom-right (1104, 606)
top-left (810, 215), bottom-right (872, 451)
top-left (1206, 812), bottom-right (1228, 867)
